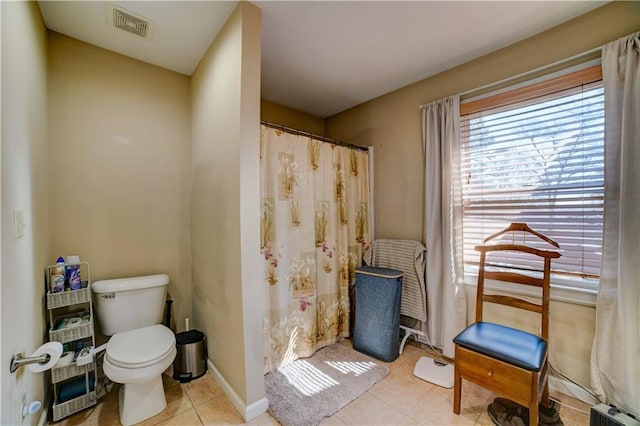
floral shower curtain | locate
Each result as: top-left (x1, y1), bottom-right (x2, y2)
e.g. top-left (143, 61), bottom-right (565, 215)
top-left (260, 124), bottom-right (371, 373)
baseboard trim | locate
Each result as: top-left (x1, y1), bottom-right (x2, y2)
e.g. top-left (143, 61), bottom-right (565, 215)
top-left (549, 375), bottom-right (598, 405)
top-left (245, 396), bottom-right (270, 422)
top-left (206, 358), bottom-right (268, 422)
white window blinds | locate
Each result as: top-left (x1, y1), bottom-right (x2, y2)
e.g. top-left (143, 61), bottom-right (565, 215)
top-left (460, 69), bottom-right (604, 280)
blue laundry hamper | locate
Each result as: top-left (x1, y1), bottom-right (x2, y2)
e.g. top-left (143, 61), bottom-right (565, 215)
top-left (353, 266), bottom-right (403, 362)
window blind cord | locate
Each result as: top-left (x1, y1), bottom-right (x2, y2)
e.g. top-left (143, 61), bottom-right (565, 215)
top-left (548, 359), bottom-right (603, 406)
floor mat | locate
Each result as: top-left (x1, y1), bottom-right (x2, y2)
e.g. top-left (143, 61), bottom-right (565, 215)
top-left (264, 343), bottom-right (389, 426)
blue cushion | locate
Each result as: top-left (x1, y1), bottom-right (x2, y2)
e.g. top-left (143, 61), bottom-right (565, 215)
top-left (453, 322), bottom-right (547, 372)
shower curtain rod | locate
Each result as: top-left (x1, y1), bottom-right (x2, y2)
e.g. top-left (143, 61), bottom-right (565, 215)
top-left (261, 121), bottom-right (369, 152)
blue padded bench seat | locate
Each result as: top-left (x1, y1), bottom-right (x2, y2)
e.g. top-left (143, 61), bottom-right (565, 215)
top-left (453, 322), bottom-right (547, 372)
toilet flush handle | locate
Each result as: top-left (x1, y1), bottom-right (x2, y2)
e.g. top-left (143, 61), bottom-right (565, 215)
top-left (101, 293), bottom-right (115, 299)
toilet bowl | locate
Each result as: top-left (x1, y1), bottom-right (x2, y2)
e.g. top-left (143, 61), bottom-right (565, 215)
top-left (103, 325), bottom-right (176, 426)
top-left (92, 274), bottom-right (175, 426)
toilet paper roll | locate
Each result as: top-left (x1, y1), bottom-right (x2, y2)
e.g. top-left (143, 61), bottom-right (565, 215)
top-left (27, 342), bottom-right (63, 373)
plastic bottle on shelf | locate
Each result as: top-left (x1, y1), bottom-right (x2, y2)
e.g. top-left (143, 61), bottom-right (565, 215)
top-left (65, 255), bottom-right (82, 291)
top-left (50, 257), bottom-right (66, 293)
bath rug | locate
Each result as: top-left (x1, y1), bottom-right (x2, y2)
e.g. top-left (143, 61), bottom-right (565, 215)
top-left (264, 343), bottom-right (389, 426)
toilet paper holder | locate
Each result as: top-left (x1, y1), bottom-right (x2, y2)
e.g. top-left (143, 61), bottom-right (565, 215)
top-left (10, 341), bottom-right (63, 374)
top-left (10, 352), bottom-right (51, 373)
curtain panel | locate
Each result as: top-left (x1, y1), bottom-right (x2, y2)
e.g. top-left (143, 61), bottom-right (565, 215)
top-left (422, 96), bottom-right (467, 358)
top-left (260, 125), bottom-right (371, 373)
top-left (591, 32), bottom-right (640, 417)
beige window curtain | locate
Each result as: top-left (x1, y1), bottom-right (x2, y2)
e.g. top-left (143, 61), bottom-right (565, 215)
top-left (591, 32), bottom-right (640, 417)
top-left (422, 96), bottom-right (467, 358)
top-left (260, 125), bottom-right (372, 373)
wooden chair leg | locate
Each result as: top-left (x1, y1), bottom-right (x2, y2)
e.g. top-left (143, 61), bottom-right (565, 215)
top-left (530, 375), bottom-right (540, 426)
top-left (529, 401), bottom-right (539, 426)
top-left (453, 365), bottom-right (462, 414)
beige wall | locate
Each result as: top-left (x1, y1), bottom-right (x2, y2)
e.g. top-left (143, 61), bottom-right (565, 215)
top-left (47, 33), bottom-right (192, 333)
top-left (326, 1), bottom-right (640, 242)
top-left (261, 99), bottom-right (325, 135)
top-left (1, 2), bottom-right (50, 424)
top-left (191, 2), bottom-right (264, 416)
top-left (326, 2), bottom-right (640, 387)
top-left (238, 3), bottom-right (265, 410)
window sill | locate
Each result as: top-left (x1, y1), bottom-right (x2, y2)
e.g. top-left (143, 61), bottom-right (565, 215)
top-left (463, 273), bottom-right (597, 307)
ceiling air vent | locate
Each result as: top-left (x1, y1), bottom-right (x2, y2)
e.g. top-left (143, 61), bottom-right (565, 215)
top-left (111, 6), bottom-right (151, 39)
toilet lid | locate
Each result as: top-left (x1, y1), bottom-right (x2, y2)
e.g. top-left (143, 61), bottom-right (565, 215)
top-left (106, 324), bottom-right (175, 368)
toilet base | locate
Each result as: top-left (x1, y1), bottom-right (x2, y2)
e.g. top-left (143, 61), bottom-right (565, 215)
top-left (118, 376), bottom-right (167, 426)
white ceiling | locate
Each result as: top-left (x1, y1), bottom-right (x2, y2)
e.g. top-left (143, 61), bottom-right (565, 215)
top-left (38, 1), bottom-right (239, 75)
top-left (38, 1), bottom-right (605, 118)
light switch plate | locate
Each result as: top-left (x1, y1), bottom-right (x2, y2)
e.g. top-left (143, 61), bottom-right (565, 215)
top-left (14, 209), bottom-right (25, 239)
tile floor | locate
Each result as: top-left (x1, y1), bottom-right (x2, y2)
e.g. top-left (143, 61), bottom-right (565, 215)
top-left (54, 341), bottom-right (589, 425)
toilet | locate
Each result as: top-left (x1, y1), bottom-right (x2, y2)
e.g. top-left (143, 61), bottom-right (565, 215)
top-left (92, 274), bottom-right (176, 426)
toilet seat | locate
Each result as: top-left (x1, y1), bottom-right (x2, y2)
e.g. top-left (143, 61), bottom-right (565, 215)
top-left (106, 324), bottom-right (175, 368)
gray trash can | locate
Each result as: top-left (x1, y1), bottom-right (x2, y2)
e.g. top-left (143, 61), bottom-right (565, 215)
top-left (173, 330), bottom-right (207, 383)
top-left (353, 266), bottom-right (403, 362)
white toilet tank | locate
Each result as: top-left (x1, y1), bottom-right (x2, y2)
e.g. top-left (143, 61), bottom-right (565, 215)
top-left (92, 274), bottom-right (170, 336)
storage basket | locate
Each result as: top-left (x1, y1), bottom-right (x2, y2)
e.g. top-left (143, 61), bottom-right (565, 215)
top-left (52, 391), bottom-right (96, 422)
top-left (51, 362), bottom-right (94, 384)
top-left (49, 311), bottom-right (92, 344)
top-left (353, 266), bottom-right (403, 362)
top-left (47, 287), bottom-right (90, 309)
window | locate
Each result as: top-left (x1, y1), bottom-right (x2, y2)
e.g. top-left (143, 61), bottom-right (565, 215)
top-left (460, 65), bottom-right (603, 284)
